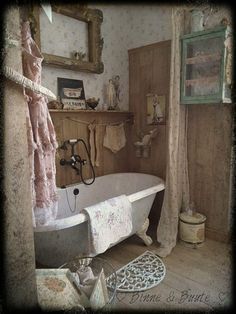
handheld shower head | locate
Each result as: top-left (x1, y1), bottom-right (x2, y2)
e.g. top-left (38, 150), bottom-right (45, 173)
top-left (68, 139), bottom-right (78, 144)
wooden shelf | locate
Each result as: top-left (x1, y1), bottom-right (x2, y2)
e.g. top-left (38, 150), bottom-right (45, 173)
top-left (185, 76), bottom-right (219, 86)
top-left (49, 109), bottom-right (133, 115)
top-left (49, 109), bottom-right (134, 124)
top-left (186, 53), bottom-right (221, 65)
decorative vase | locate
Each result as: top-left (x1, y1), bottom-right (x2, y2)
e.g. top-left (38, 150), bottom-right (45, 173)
top-left (190, 9), bottom-right (204, 32)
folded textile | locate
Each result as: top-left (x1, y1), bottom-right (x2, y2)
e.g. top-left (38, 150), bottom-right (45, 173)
top-left (78, 279), bottom-right (97, 298)
top-left (88, 124), bottom-right (103, 167)
top-left (88, 124), bottom-right (96, 166)
top-left (74, 266), bottom-right (97, 298)
top-left (77, 266), bottom-right (94, 284)
top-left (103, 123), bottom-right (126, 153)
top-left (83, 195), bottom-right (133, 255)
top-left (95, 124), bottom-right (103, 167)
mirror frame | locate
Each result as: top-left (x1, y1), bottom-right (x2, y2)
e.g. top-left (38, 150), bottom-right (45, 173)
top-left (30, 4), bottom-right (104, 74)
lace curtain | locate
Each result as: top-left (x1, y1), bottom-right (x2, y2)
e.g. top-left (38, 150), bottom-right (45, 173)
top-left (154, 8), bottom-right (190, 257)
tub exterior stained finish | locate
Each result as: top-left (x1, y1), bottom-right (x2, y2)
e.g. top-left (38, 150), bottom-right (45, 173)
top-left (34, 173), bottom-right (165, 266)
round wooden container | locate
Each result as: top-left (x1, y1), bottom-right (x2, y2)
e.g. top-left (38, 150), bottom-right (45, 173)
top-left (179, 212), bottom-right (206, 245)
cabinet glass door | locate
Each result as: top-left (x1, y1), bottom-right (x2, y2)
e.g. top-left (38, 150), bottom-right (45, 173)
top-left (181, 27), bottom-right (226, 104)
top-left (185, 37), bottom-right (222, 97)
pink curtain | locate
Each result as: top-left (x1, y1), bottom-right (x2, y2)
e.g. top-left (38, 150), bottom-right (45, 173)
top-left (21, 21), bottom-right (58, 226)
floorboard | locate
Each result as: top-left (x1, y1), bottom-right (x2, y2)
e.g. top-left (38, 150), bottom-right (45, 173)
top-left (99, 230), bottom-right (232, 311)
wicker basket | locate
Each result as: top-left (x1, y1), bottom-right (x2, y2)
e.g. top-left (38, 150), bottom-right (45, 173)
top-left (59, 256), bottom-right (117, 310)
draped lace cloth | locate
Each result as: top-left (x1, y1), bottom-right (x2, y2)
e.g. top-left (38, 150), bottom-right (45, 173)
top-left (21, 22), bottom-right (58, 226)
top-left (83, 195), bottom-right (132, 255)
top-left (154, 8), bottom-right (190, 257)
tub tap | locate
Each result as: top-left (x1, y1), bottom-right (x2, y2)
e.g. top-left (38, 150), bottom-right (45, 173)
top-left (59, 138), bottom-right (95, 185)
top-left (59, 139), bottom-right (86, 173)
top-left (71, 154), bottom-right (87, 166)
top-left (60, 157), bottom-right (81, 174)
top-left (60, 154), bottom-right (86, 175)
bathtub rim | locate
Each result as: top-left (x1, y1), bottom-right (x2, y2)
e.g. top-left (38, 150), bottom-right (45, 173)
top-left (34, 172), bottom-right (165, 233)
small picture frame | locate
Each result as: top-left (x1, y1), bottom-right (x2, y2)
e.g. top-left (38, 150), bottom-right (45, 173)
top-left (146, 94), bottom-right (166, 125)
top-left (57, 78), bottom-right (86, 110)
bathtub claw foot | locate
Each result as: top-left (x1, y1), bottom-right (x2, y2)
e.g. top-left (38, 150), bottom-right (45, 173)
top-left (136, 218), bottom-right (153, 246)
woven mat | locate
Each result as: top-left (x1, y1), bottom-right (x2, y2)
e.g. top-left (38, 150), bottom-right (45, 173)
top-left (107, 251), bottom-right (166, 292)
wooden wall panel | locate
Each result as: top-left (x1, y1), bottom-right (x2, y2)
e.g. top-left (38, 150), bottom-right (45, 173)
top-left (128, 40), bottom-right (233, 242)
top-left (128, 41), bottom-right (171, 228)
top-left (128, 41), bottom-right (171, 180)
top-left (187, 104), bottom-right (233, 242)
top-left (50, 111), bottom-right (133, 187)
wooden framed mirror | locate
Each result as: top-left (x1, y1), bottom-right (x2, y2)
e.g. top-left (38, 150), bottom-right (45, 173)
top-left (30, 4), bottom-right (104, 74)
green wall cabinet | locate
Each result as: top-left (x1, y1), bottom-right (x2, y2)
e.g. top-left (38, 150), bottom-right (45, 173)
top-left (180, 26), bottom-right (231, 104)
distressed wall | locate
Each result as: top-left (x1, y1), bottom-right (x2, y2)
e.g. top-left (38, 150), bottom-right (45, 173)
top-left (3, 6), bottom-right (38, 311)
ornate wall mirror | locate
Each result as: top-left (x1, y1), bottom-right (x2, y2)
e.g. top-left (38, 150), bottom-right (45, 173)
top-left (30, 4), bottom-right (104, 74)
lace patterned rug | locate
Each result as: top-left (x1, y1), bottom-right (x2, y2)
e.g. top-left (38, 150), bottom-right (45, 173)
top-left (107, 251), bottom-right (166, 292)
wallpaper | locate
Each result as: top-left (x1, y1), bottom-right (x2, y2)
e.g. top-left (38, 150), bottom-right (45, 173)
top-left (40, 10), bottom-right (89, 60)
top-left (40, 5), bottom-right (231, 111)
top-left (41, 5), bottom-right (172, 111)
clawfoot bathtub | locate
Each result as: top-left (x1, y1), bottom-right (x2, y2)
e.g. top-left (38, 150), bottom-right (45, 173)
top-left (34, 172), bottom-right (165, 266)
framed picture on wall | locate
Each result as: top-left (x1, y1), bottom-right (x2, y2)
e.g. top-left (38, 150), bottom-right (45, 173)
top-left (146, 94), bottom-right (166, 125)
top-left (57, 78), bottom-right (86, 109)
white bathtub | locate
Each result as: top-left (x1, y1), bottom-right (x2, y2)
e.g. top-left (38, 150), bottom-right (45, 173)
top-left (34, 172), bottom-right (165, 267)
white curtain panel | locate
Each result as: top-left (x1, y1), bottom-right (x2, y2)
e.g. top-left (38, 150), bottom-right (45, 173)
top-left (154, 7), bottom-right (190, 257)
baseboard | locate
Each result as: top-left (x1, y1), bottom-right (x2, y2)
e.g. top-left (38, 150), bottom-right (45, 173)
top-left (205, 227), bottom-right (231, 243)
top-left (149, 224), bottom-right (231, 244)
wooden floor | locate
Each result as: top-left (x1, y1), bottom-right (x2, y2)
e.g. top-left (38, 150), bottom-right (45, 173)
top-left (99, 228), bottom-right (232, 311)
